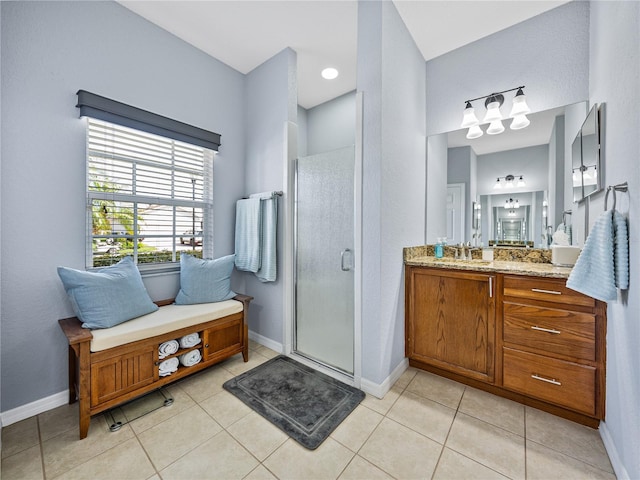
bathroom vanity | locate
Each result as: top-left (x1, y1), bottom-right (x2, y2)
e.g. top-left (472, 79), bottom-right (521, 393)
top-left (404, 246), bottom-right (606, 427)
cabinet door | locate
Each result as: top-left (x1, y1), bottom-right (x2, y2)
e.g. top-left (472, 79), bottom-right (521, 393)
top-left (407, 268), bottom-right (496, 382)
top-left (91, 345), bottom-right (156, 407)
top-left (202, 313), bottom-right (244, 362)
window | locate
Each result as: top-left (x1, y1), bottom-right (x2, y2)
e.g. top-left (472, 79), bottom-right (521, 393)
top-left (86, 118), bottom-right (214, 269)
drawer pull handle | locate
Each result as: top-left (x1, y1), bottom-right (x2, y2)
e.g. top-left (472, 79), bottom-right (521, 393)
top-left (531, 374), bottom-right (562, 386)
top-left (531, 288), bottom-right (562, 295)
top-left (530, 326), bottom-right (561, 335)
top-left (489, 277), bottom-right (493, 298)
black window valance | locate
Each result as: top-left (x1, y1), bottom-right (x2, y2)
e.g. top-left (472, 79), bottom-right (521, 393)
top-left (76, 90), bottom-right (221, 151)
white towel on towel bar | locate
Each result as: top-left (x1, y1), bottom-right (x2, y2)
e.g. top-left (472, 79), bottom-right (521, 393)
top-left (158, 357), bottom-right (179, 377)
top-left (179, 333), bottom-right (201, 349)
top-left (158, 339), bottom-right (179, 359)
top-left (179, 349), bottom-right (202, 367)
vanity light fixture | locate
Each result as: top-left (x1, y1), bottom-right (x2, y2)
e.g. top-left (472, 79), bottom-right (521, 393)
top-left (494, 174), bottom-right (525, 190)
top-left (461, 86), bottom-right (530, 139)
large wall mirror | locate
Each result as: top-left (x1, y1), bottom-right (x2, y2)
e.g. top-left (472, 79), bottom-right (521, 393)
top-left (430, 101), bottom-right (589, 248)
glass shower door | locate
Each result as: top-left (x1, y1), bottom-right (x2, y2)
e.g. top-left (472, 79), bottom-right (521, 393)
top-left (295, 146), bottom-right (355, 374)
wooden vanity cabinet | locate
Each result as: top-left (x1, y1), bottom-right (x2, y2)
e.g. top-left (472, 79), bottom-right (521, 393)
top-left (405, 266), bottom-right (606, 426)
top-left (405, 266), bottom-right (496, 383)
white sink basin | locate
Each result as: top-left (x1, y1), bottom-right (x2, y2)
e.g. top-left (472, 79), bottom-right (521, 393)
top-left (551, 245), bottom-right (581, 266)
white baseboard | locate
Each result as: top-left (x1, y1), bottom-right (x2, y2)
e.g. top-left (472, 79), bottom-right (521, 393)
top-left (599, 420), bottom-right (630, 480)
top-left (1, 391), bottom-right (69, 427)
top-left (0, 352), bottom-right (408, 428)
top-left (360, 358), bottom-right (409, 399)
top-left (1, 332), bottom-right (280, 428)
top-left (248, 330), bottom-right (283, 354)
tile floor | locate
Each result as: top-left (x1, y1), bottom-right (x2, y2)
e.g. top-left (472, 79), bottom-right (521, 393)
top-left (2, 341), bottom-right (616, 480)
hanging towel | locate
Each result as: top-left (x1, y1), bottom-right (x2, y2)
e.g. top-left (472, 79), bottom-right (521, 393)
top-left (613, 210), bottom-right (629, 289)
top-left (179, 332), bottom-right (201, 349)
top-left (179, 349), bottom-right (202, 367)
top-left (567, 210), bottom-right (617, 301)
top-left (234, 198), bottom-right (262, 272)
top-left (158, 339), bottom-right (179, 359)
top-left (158, 357), bottom-right (179, 377)
top-left (250, 192), bottom-right (278, 283)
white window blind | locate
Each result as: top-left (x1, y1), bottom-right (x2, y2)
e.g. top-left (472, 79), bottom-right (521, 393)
top-left (87, 118), bottom-right (214, 269)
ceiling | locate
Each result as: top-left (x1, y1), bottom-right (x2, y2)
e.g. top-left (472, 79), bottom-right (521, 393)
top-left (118, 0), bottom-right (568, 109)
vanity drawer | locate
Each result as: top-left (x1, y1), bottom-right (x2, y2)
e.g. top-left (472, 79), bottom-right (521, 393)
top-left (503, 348), bottom-right (596, 416)
top-left (503, 276), bottom-right (595, 308)
top-left (503, 302), bottom-right (596, 361)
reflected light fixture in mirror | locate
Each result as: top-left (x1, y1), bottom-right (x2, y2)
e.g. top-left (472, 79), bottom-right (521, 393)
top-left (494, 174), bottom-right (525, 190)
top-left (461, 86), bottom-right (530, 140)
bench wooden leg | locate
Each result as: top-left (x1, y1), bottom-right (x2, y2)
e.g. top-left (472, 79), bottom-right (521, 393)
top-left (243, 325), bottom-right (249, 362)
top-left (68, 346), bottom-right (78, 404)
top-left (77, 342), bottom-right (91, 439)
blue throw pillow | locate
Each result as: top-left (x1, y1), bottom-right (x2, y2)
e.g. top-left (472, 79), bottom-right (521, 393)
top-left (175, 254), bottom-right (236, 305)
top-left (57, 256), bottom-right (158, 329)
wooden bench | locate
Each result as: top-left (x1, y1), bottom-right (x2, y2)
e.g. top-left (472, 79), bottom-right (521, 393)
top-left (58, 294), bottom-right (252, 439)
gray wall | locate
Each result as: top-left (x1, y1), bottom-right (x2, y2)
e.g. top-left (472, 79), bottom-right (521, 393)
top-left (588, 2), bottom-right (640, 478)
top-left (0, 1), bottom-right (246, 411)
top-left (357, 0), bottom-right (426, 386)
top-left (425, 1), bottom-right (590, 136)
top-left (243, 48), bottom-right (297, 345)
top-left (305, 91), bottom-right (356, 156)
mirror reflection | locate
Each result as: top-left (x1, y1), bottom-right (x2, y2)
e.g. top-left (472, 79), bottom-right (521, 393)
top-left (572, 104), bottom-right (602, 201)
top-left (438, 101), bottom-right (588, 248)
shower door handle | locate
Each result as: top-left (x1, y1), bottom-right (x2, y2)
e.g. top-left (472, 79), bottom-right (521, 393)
top-left (341, 249), bottom-right (353, 271)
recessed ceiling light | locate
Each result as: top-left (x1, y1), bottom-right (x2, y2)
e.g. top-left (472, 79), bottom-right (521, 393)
top-left (321, 67), bottom-right (339, 80)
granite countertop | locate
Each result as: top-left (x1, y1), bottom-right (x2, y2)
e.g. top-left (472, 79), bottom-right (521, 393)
top-left (404, 245), bottom-right (573, 279)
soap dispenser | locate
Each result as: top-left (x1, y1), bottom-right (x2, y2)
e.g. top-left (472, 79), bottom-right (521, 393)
top-left (435, 238), bottom-right (443, 258)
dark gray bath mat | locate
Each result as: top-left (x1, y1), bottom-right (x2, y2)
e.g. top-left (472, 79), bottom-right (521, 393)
top-left (223, 355), bottom-right (365, 450)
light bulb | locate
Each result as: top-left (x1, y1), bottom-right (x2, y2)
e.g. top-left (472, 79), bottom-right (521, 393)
top-left (510, 114), bottom-right (530, 130)
top-left (466, 124), bottom-right (483, 139)
top-left (510, 88), bottom-right (530, 116)
top-left (486, 119), bottom-right (504, 135)
top-left (493, 178), bottom-right (502, 190)
top-left (483, 100), bottom-right (503, 123)
top-left (516, 176), bottom-right (526, 187)
top-left (461, 102), bottom-right (479, 128)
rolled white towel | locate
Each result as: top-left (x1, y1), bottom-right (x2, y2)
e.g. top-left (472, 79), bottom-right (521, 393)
top-left (179, 333), bottom-right (201, 349)
top-left (158, 357), bottom-right (179, 377)
top-left (158, 339), bottom-right (179, 359)
top-left (179, 349), bottom-right (202, 367)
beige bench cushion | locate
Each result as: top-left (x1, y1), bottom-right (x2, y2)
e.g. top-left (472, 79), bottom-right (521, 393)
top-left (90, 300), bottom-right (243, 352)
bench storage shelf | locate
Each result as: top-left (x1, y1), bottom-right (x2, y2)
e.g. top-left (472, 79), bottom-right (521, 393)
top-left (59, 294), bottom-right (252, 439)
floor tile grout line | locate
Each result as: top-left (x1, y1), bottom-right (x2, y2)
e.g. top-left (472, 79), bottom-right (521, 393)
top-left (524, 437), bottom-right (615, 476)
top-left (430, 385), bottom-right (467, 480)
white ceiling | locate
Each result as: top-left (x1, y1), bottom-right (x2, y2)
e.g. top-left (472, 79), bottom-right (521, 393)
top-left (118, 0), bottom-right (568, 109)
